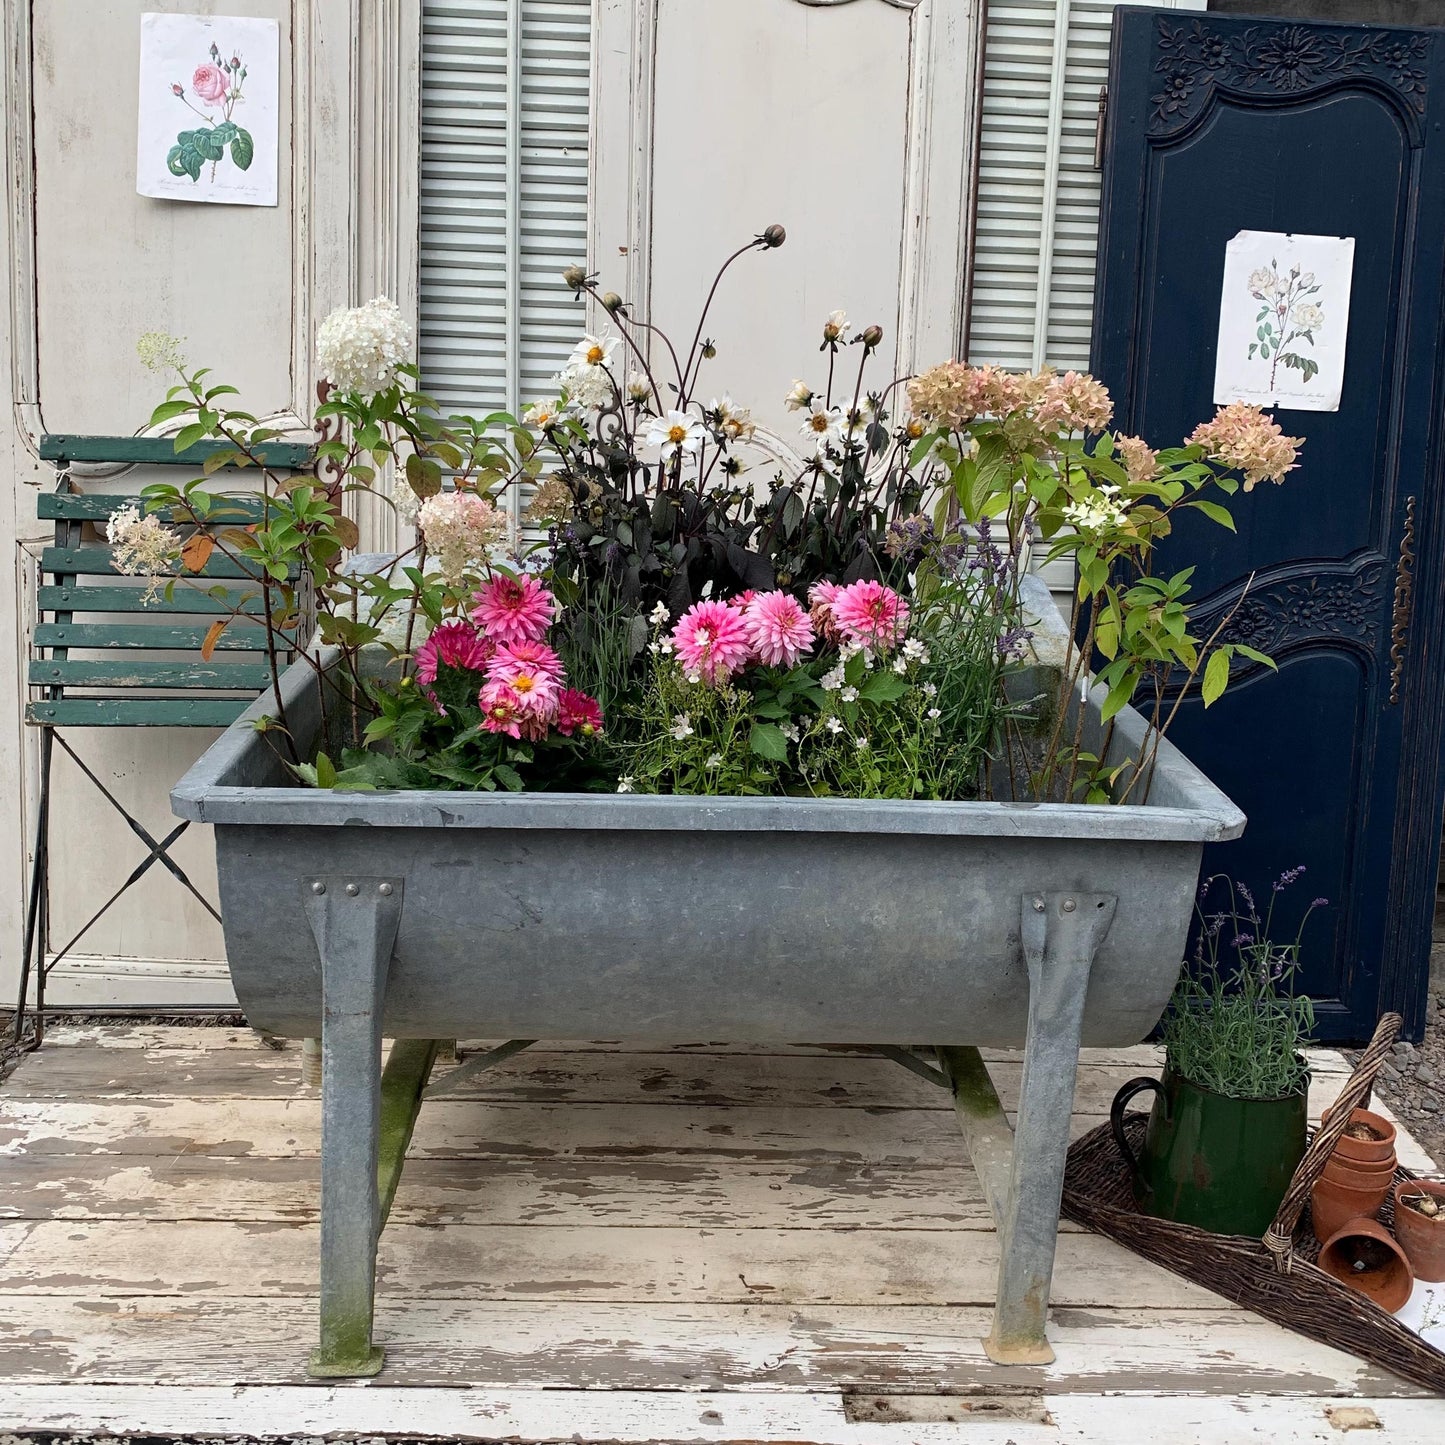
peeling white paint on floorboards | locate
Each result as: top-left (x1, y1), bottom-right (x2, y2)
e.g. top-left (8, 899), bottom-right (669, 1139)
top-left (0, 1026), bottom-right (1437, 1441)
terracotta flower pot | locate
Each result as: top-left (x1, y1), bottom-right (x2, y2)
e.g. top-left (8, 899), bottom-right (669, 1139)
top-left (1321, 1106), bottom-right (1398, 1165)
top-left (1318, 1218), bottom-right (1415, 1313)
top-left (1393, 1180), bottom-right (1445, 1283)
top-left (1311, 1174), bottom-right (1390, 1244)
top-left (1321, 1154), bottom-right (1397, 1189)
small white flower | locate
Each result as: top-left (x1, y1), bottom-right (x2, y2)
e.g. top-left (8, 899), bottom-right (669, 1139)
top-left (800, 401), bottom-right (845, 454)
top-left (823, 309), bottom-right (849, 343)
top-left (711, 395), bottom-right (755, 443)
top-left (105, 504), bottom-right (183, 600)
top-left (617, 776), bottom-right (635, 793)
top-left (649, 601), bottom-right (670, 626)
top-left (685, 670), bottom-right (702, 685)
top-left (627, 372), bottom-right (651, 403)
top-left (645, 409), bottom-right (706, 459)
top-left (821, 666), bottom-right (845, 692)
top-left (892, 658), bottom-right (908, 675)
top-left (840, 685), bottom-right (859, 703)
top-left (784, 380), bottom-right (813, 412)
top-left (669, 713), bottom-right (695, 741)
top-left (927, 707), bottom-right (942, 720)
top-left (902, 639), bottom-right (929, 663)
top-left (921, 682), bottom-right (938, 698)
top-left (568, 333), bottom-right (620, 370)
top-left (853, 735), bottom-right (870, 752)
top-left (560, 361), bottom-right (615, 411)
top-left (524, 400), bottom-right (565, 428)
top-left (136, 331), bottom-right (187, 374)
top-left (825, 716), bottom-right (844, 735)
top-left (705, 752), bottom-right (723, 770)
top-left (781, 722), bottom-right (800, 742)
top-left (839, 404), bottom-right (869, 445)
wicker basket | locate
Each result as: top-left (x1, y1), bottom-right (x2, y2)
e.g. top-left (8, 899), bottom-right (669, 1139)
top-left (1061, 1013), bottom-right (1445, 1394)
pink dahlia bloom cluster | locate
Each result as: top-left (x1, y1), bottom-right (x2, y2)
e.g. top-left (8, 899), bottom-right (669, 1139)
top-left (809, 579), bottom-right (910, 654)
top-left (413, 574), bottom-right (603, 743)
top-left (670, 592), bottom-right (817, 685)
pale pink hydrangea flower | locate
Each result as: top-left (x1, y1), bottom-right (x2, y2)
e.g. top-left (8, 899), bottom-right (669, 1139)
top-left (471, 574), bottom-right (557, 646)
top-left (1037, 370), bottom-right (1114, 433)
top-left (830, 580), bottom-right (910, 654)
top-left (905, 361), bottom-right (1050, 428)
top-left (744, 591), bottom-right (816, 668)
top-left (417, 491), bottom-right (506, 588)
top-left (1188, 403), bottom-right (1302, 491)
top-left (414, 618), bottom-right (495, 698)
top-left (1116, 435), bottom-right (1160, 485)
top-left (670, 600), bottom-right (752, 686)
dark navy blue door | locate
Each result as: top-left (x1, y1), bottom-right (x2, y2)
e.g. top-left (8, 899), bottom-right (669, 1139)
top-left (1092, 10), bottom-right (1445, 1041)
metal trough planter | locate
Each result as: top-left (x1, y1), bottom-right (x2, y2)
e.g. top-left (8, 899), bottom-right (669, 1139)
top-left (172, 644), bottom-right (1244, 1379)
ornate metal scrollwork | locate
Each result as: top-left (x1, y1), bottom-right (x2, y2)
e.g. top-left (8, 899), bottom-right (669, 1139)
top-left (1389, 496), bottom-right (1416, 705)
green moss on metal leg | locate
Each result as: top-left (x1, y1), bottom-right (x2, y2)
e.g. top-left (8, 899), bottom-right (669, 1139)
top-left (377, 1039), bottom-right (440, 1227)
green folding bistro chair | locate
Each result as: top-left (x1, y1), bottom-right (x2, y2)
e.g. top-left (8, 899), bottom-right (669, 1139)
top-left (13, 434), bottom-right (314, 1044)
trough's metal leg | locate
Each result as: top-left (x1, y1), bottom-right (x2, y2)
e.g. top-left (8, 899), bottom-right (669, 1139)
top-left (986, 891), bottom-right (1116, 1367)
top-left (302, 876), bottom-right (403, 1380)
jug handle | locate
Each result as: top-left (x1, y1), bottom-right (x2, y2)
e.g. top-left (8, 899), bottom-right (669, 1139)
top-left (1110, 1075), bottom-right (1167, 1191)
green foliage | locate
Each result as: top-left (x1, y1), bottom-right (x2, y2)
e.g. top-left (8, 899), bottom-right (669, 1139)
top-left (1158, 873), bottom-right (1323, 1101)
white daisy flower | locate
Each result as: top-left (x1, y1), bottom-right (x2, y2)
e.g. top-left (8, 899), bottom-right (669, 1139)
top-left (646, 409), bottom-right (706, 459)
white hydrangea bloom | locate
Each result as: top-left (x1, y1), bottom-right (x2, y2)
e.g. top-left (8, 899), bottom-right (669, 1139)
top-left (106, 505), bottom-right (182, 601)
top-left (416, 490), bottom-right (506, 588)
top-left (316, 296), bottom-right (413, 398)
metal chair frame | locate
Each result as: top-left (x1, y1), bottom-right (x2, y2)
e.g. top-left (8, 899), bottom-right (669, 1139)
top-left (12, 434), bottom-right (313, 1046)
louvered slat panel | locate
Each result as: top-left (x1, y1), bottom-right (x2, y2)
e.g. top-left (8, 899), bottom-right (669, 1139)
top-left (969, 0), bottom-right (1207, 373)
top-left (419, 0), bottom-right (590, 433)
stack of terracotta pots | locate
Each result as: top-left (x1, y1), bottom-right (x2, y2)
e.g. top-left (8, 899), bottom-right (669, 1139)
top-left (1311, 1106), bottom-right (1445, 1312)
top-left (1311, 1107), bottom-right (1416, 1313)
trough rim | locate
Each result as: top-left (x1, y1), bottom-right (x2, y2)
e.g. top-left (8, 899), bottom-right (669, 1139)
top-left (171, 651), bottom-right (1247, 844)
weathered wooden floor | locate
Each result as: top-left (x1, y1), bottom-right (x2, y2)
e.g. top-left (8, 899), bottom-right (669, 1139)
top-left (0, 1026), bottom-right (1440, 1443)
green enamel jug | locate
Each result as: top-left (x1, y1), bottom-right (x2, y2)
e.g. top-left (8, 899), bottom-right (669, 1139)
top-left (1110, 1064), bottom-right (1309, 1237)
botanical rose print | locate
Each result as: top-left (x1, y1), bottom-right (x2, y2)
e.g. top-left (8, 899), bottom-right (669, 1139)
top-left (1246, 258), bottom-right (1325, 389)
top-left (167, 41), bottom-right (254, 183)
top-left (191, 64), bottom-right (230, 105)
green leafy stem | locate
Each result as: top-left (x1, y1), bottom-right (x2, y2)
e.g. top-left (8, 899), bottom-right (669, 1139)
top-left (167, 121), bottom-right (254, 182)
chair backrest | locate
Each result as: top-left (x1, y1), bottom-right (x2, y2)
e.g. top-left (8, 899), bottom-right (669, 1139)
top-left (27, 435), bottom-right (315, 729)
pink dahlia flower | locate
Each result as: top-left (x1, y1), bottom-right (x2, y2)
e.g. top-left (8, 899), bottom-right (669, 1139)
top-left (471, 574), bottom-right (557, 647)
top-left (726, 589), bottom-right (758, 612)
top-left (479, 680), bottom-right (535, 740)
top-left (830, 580), bottom-right (910, 653)
top-left (670, 600), bottom-right (753, 686)
top-left (744, 591), bottom-right (815, 668)
top-left (808, 580), bottom-right (844, 643)
top-left (485, 640), bottom-right (563, 716)
top-left (556, 689), bottom-right (604, 738)
top-left (414, 619), bottom-right (494, 695)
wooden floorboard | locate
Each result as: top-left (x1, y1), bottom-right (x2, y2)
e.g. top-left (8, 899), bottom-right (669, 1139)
top-left (0, 1025), bottom-right (1437, 1442)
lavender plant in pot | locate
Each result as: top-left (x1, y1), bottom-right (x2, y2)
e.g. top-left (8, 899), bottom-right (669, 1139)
top-left (1111, 871), bottom-right (1324, 1237)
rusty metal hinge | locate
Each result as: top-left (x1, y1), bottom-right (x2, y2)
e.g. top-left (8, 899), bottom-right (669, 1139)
top-left (1094, 86), bottom-right (1109, 170)
top-left (1389, 495), bottom-right (1417, 705)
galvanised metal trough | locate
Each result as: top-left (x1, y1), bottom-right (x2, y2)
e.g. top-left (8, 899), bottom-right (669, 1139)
top-left (171, 594), bottom-right (1245, 1379)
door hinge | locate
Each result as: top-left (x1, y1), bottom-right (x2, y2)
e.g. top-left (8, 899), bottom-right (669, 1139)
top-left (1094, 86), bottom-right (1109, 170)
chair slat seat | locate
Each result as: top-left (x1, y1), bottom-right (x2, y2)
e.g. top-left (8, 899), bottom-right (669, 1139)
top-left (34, 622), bottom-right (289, 652)
top-left (37, 492), bottom-right (273, 523)
top-left (38, 434), bottom-right (313, 469)
top-left (38, 584), bottom-right (268, 616)
top-left (28, 659), bottom-right (276, 691)
top-left (25, 698), bottom-right (256, 728)
top-left (42, 545), bottom-right (258, 580)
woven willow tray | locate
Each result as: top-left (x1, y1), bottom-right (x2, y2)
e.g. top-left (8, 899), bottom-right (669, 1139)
top-left (1060, 1014), bottom-right (1445, 1394)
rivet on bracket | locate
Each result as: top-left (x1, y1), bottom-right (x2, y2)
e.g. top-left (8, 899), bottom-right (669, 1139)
top-left (345, 882), bottom-right (360, 896)
top-left (1062, 899), bottom-right (1077, 913)
top-left (1032, 898), bottom-right (1046, 913)
top-left (311, 882), bottom-right (326, 895)
top-left (378, 882), bottom-right (393, 896)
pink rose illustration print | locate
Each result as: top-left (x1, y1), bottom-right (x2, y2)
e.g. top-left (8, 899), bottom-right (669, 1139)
top-left (167, 40), bottom-right (253, 182)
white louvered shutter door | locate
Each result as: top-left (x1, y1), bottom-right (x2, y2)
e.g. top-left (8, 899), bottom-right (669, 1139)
top-left (968, 0), bottom-right (1206, 372)
top-left (419, 0), bottom-right (590, 526)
